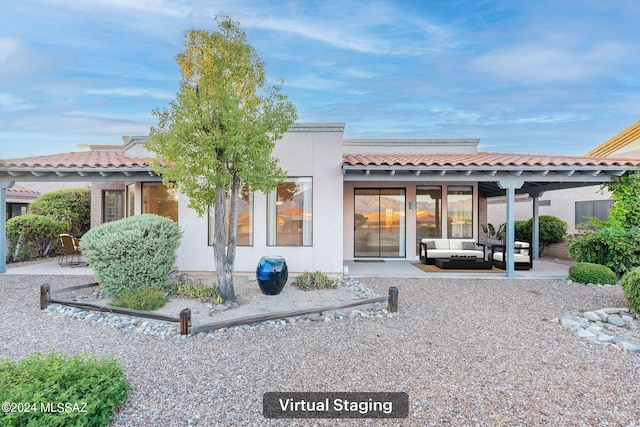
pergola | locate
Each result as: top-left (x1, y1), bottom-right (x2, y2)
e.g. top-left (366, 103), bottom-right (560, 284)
top-left (342, 153), bottom-right (640, 277)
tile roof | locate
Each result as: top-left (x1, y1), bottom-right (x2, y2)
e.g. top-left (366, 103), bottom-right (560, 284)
top-left (586, 120), bottom-right (640, 157)
top-left (343, 152), bottom-right (640, 167)
top-left (7, 184), bottom-right (39, 194)
top-left (0, 151), bottom-right (149, 169)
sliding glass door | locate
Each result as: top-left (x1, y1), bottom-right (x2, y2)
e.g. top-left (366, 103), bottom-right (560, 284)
top-left (354, 188), bottom-right (405, 257)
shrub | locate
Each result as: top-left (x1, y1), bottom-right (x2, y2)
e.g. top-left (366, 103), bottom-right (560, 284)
top-left (79, 214), bottom-right (183, 297)
top-left (514, 215), bottom-right (567, 256)
top-left (0, 352), bottom-right (129, 427)
top-left (5, 214), bottom-right (67, 262)
top-left (292, 271), bottom-right (337, 291)
top-left (169, 280), bottom-right (223, 304)
top-left (567, 227), bottom-right (640, 277)
top-left (30, 188), bottom-right (91, 237)
top-left (569, 262), bottom-right (617, 285)
top-left (621, 267), bottom-right (640, 314)
top-left (109, 286), bottom-right (167, 311)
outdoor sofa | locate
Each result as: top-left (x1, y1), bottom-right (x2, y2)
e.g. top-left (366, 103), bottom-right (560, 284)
top-left (419, 239), bottom-right (486, 264)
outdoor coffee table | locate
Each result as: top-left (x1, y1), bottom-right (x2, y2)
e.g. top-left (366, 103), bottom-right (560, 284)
top-left (434, 257), bottom-right (493, 270)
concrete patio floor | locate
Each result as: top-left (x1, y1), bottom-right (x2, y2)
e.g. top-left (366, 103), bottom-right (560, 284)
top-left (4, 257), bottom-right (571, 279)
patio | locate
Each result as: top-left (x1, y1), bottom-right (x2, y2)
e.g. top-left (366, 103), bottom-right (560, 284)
top-left (5, 257), bottom-right (571, 279)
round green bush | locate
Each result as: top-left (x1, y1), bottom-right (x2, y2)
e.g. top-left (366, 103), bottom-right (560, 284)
top-left (79, 214), bottom-right (183, 297)
top-left (569, 262), bottom-right (617, 285)
top-left (0, 352), bottom-right (128, 427)
top-left (621, 267), bottom-right (640, 314)
top-left (30, 188), bottom-right (91, 236)
top-left (5, 214), bottom-right (68, 262)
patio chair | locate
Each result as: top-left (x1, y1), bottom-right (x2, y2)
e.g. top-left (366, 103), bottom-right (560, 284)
top-left (58, 234), bottom-right (85, 267)
top-left (491, 241), bottom-right (532, 270)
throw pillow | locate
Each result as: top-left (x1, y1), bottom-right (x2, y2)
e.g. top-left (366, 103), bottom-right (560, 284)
top-left (425, 241), bottom-right (436, 250)
top-left (461, 241), bottom-right (476, 250)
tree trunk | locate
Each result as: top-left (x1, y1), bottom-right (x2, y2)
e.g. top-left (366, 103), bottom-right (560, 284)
top-left (225, 175), bottom-right (241, 298)
top-left (213, 183), bottom-right (236, 302)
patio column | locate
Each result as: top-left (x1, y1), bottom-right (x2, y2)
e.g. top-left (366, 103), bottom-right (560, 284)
top-left (0, 179), bottom-right (15, 274)
top-left (528, 190), bottom-right (543, 260)
top-left (498, 178), bottom-right (524, 278)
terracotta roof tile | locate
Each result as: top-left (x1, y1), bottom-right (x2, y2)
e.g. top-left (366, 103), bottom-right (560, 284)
top-left (0, 151), bottom-right (149, 168)
top-left (8, 184), bottom-right (40, 194)
top-left (342, 152), bottom-right (640, 167)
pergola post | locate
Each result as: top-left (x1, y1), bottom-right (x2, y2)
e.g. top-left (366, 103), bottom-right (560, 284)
top-left (0, 179), bottom-right (15, 274)
top-left (498, 178), bottom-right (524, 278)
top-left (529, 190), bottom-right (543, 260)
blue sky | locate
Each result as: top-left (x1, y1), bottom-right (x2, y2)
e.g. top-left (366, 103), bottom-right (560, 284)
top-left (1, 0), bottom-right (639, 159)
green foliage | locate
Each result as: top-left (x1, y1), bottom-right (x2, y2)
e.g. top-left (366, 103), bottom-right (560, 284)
top-left (514, 220), bottom-right (530, 242)
top-left (481, 223), bottom-right (506, 241)
top-left (145, 16), bottom-right (297, 302)
top-left (5, 214), bottom-right (67, 262)
top-left (513, 215), bottom-right (567, 255)
top-left (169, 280), bottom-right (223, 304)
top-left (567, 227), bottom-right (640, 277)
top-left (570, 172), bottom-right (640, 275)
top-left (0, 352), bottom-right (129, 427)
top-left (109, 286), bottom-right (167, 311)
top-left (603, 170), bottom-right (640, 228)
top-left (292, 271), bottom-right (338, 291)
top-left (79, 214), bottom-right (182, 297)
top-left (30, 188), bottom-right (91, 237)
top-left (621, 267), bottom-right (640, 314)
top-left (568, 262), bottom-right (617, 285)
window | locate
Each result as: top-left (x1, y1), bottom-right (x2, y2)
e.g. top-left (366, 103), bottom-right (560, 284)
top-left (447, 186), bottom-right (473, 238)
top-left (142, 183), bottom-right (178, 222)
top-left (416, 186), bottom-right (442, 254)
top-left (126, 184), bottom-right (135, 217)
top-left (103, 190), bottom-right (124, 223)
top-left (575, 200), bottom-right (613, 225)
top-left (208, 186), bottom-right (254, 246)
top-left (268, 177), bottom-right (312, 246)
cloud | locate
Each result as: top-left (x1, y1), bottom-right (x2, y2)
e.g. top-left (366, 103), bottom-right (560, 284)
top-left (0, 37), bottom-right (59, 81)
top-left (85, 87), bottom-right (174, 100)
top-left (0, 93), bottom-right (35, 111)
top-left (51, 0), bottom-right (189, 18)
top-left (472, 34), bottom-right (628, 83)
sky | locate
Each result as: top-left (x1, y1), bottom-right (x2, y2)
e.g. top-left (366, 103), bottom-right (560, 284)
top-left (1, 0), bottom-right (640, 159)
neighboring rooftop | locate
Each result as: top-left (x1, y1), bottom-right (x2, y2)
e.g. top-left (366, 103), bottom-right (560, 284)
top-left (587, 120), bottom-right (640, 157)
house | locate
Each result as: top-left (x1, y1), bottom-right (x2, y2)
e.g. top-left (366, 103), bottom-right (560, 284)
top-left (487, 120), bottom-right (640, 235)
top-left (2, 123), bottom-right (639, 276)
top-left (5, 184), bottom-right (40, 219)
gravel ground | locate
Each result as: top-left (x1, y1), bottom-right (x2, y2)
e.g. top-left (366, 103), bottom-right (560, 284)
top-left (1, 274), bottom-right (640, 426)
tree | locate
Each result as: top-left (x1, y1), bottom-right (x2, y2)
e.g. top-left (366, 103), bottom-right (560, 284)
top-left (145, 17), bottom-right (297, 302)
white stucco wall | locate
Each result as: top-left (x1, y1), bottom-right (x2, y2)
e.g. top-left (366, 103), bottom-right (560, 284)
top-left (176, 124), bottom-right (345, 274)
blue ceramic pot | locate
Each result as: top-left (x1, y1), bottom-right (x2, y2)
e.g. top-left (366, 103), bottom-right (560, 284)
top-left (256, 256), bottom-right (288, 295)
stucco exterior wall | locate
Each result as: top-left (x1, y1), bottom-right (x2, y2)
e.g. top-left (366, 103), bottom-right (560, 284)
top-left (176, 125), bottom-right (344, 274)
